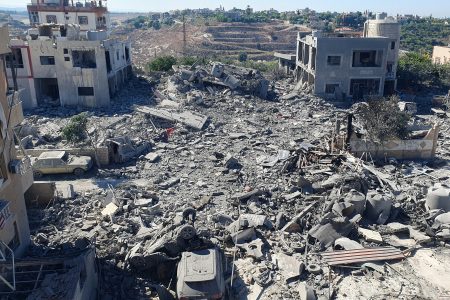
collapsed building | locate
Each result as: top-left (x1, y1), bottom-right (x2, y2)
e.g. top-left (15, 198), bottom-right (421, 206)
top-left (295, 13), bottom-right (400, 99)
top-left (5, 0), bottom-right (132, 109)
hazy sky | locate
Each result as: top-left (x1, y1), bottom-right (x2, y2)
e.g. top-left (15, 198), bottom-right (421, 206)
top-left (1, 0), bottom-right (449, 17)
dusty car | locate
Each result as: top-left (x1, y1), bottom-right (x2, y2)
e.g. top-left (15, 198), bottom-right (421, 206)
top-left (32, 151), bottom-right (93, 178)
top-left (176, 248), bottom-right (226, 300)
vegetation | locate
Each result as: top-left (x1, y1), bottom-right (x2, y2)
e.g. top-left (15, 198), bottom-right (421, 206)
top-left (357, 96), bottom-right (411, 143)
top-left (401, 19), bottom-right (450, 53)
top-left (127, 15), bottom-right (173, 30)
top-left (147, 56), bottom-right (177, 72)
top-left (397, 52), bottom-right (450, 92)
top-left (238, 52), bottom-right (248, 62)
top-left (62, 113), bottom-right (88, 143)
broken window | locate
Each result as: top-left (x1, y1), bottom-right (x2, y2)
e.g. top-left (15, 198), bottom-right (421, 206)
top-left (391, 41), bottom-right (396, 50)
top-left (105, 51), bottom-right (112, 73)
top-left (40, 56), bottom-right (55, 65)
top-left (352, 50), bottom-right (382, 67)
top-left (78, 16), bottom-right (89, 25)
top-left (29, 11), bottom-right (39, 24)
top-left (46, 15), bottom-right (57, 24)
top-left (350, 79), bottom-right (381, 97)
top-left (78, 87), bottom-right (94, 96)
top-left (72, 50), bottom-right (97, 68)
top-left (6, 49), bottom-right (24, 69)
top-left (97, 16), bottom-right (106, 28)
top-left (327, 56), bottom-right (341, 66)
top-left (125, 47), bottom-right (130, 62)
top-left (325, 84), bottom-right (340, 94)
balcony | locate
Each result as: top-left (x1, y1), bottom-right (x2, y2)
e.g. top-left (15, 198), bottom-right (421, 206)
top-left (6, 90), bottom-right (24, 128)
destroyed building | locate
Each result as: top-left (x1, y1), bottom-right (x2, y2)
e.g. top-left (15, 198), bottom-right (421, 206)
top-left (295, 13), bottom-right (400, 99)
top-left (0, 25), bottom-right (33, 257)
top-left (5, 0), bottom-right (132, 109)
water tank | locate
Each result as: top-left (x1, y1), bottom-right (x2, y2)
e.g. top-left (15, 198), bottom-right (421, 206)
top-left (87, 30), bottom-right (108, 41)
top-left (426, 184), bottom-right (450, 212)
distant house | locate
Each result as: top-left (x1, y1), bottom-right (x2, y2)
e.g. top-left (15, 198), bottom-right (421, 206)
top-left (432, 45), bottom-right (450, 65)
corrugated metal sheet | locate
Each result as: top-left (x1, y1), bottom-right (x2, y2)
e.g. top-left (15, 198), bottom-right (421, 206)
top-left (321, 247), bottom-right (405, 266)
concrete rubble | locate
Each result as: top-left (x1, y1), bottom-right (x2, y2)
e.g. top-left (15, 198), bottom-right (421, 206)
top-left (19, 67), bottom-right (450, 299)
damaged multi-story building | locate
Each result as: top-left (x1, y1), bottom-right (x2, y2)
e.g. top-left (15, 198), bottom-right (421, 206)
top-left (295, 13), bottom-right (400, 99)
top-left (0, 25), bottom-right (33, 258)
top-left (6, 0), bottom-right (132, 109)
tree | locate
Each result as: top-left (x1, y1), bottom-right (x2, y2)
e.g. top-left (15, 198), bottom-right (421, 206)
top-left (356, 96), bottom-right (411, 143)
top-left (238, 52), bottom-right (248, 62)
top-left (147, 56), bottom-right (177, 72)
top-left (152, 20), bottom-right (161, 30)
top-left (62, 113), bottom-right (88, 143)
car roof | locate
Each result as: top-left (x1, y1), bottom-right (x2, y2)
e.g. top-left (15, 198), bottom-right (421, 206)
top-left (38, 151), bottom-right (66, 159)
top-left (181, 249), bottom-right (217, 282)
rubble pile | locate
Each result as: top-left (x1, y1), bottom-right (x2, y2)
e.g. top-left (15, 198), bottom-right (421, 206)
top-left (24, 70), bottom-right (450, 299)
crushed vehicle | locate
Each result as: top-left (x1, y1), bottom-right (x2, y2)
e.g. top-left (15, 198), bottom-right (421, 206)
top-left (31, 151), bottom-right (93, 178)
top-left (176, 248), bottom-right (226, 300)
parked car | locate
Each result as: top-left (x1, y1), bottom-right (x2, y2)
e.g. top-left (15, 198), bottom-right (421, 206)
top-left (176, 248), bottom-right (226, 300)
top-left (31, 151), bottom-right (93, 178)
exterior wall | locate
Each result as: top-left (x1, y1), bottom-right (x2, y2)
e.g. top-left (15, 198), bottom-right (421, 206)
top-left (313, 37), bottom-right (390, 96)
top-left (432, 46), bottom-right (450, 65)
top-left (0, 30), bottom-right (32, 257)
top-left (349, 125), bottom-right (439, 160)
top-left (296, 35), bottom-right (391, 97)
top-left (55, 39), bottom-right (110, 107)
top-left (7, 37), bottom-right (133, 108)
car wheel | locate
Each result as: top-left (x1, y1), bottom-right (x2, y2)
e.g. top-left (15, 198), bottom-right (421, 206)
top-left (33, 170), bottom-right (43, 179)
top-left (177, 224), bottom-right (196, 240)
top-left (73, 168), bottom-right (85, 176)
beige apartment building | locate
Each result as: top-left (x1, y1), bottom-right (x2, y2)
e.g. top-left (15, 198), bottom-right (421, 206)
top-left (0, 26), bottom-right (33, 258)
top-left (432, 45), bottom-right (450, 65)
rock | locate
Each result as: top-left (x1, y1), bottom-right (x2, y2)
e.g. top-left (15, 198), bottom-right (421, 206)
top-left (101, 203), bottom-right (119, 217)
top-left (145, 153), bottom-right (160, 163)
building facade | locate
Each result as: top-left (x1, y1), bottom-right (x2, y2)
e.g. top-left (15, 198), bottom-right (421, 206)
top-left (295, 14), bottom-right (400, 99)
top-left (6, 0), bottom-right (132, 109)
top-left (432, 45), bottom-right (450, 65)
top-left (0, 25), bottom-right (33, 258)
top-left (28, 0), bottom-right (110, 32)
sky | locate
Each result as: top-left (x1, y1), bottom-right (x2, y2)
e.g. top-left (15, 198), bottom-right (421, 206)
top-left (0, 0), bottom-right (449, 17)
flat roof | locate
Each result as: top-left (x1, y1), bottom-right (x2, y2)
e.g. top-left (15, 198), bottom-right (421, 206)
top-left (38, 151), bottom-right (66, 159)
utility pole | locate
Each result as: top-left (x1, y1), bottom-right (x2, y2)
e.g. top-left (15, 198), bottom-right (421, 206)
top-left (182, 13), bottom-right (187, 55)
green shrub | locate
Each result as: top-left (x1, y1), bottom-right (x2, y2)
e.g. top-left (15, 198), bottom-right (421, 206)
top-left (238, 52), bottom-right (248, 62)
top-left (62, 112), bottom-right (88, 143)
top-left (147, 56), bottom-right (177, 72)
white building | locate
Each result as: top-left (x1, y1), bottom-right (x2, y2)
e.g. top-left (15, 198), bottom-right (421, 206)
top-left (6, 0), bottom-right (132, 109)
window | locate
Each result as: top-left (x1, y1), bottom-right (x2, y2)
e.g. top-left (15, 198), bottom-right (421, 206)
top-left (78, 87), bottom-right (94, 96)
top-left (64, 49), bottom-right (69, 54)
top-left (64, 57), bottom-right (70, 62)
top-left (29, 11), bottom-right (39, 24)
top-left (325, 84), bottom-right (339, 94)
top-left (327, 56), bottom-right (341, 66)
top-left (46, 15), bottom-right (57, 23)
top-left (352, 50), bottom-right (382, 67)
top-left (350, 79), bottom-right (381, 96)
top-left (116, 50), bottom-right (120, 61)
top-left (6, 49), bottom-right (24, 69)
top-left (391, 41), bottom-right (396, 50)
top-left (78, 16), bottom-right (89, 25)
top-left (40, 56), bottom-right (55, 65)
top-left (72, 50), bottom-right (97, 68)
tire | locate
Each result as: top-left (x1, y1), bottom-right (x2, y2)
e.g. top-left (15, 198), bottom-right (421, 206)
top-left (33, 170), bottom-right (43, 179)
top-left (73, 168), bottom-right (85, 176)
top-left (177, 224), bottom-right (196, 240)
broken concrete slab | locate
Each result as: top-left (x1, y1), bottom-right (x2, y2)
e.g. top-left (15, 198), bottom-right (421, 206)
top-left (101, 203), bottom-right (119, 217)
top-left (273, 253), bottom-right (305, 281)
top-left (358, 227), bottom-right (383, 243)
top-left (335, 237), bottom-right (364, 250)
top-left (135, 106), bottom-right (208, 130)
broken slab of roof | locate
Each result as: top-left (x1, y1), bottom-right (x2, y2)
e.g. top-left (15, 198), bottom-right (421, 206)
top-left (274, 52), bottom-right (296, 61)
top-left (135, 106), bottom-right (209, 130)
